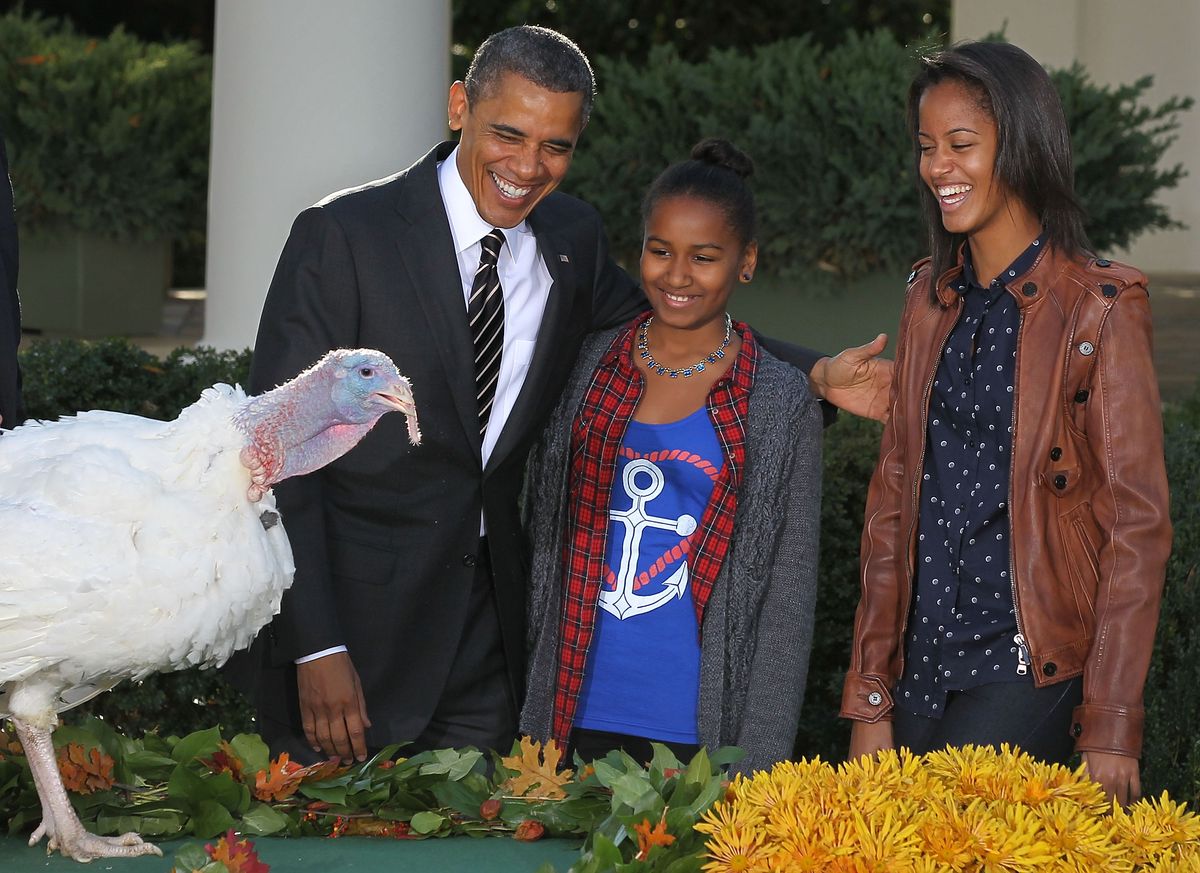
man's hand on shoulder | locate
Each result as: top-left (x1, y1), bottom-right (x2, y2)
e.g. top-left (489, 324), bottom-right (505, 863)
top-left (809, 333), bottom-right (892, 423)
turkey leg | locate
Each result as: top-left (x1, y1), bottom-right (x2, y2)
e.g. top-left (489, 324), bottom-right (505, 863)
top-left (11, 718), bottom-right (162, 861)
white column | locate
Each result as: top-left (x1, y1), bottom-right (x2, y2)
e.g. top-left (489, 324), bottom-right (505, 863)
top-left (203, 0), bottom-right (451, 351)
top-left (951, 0), bottom-right (1200, 275)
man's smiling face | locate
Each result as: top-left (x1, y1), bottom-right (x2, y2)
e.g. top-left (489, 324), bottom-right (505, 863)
top-left (448, 72), bottom-right (586, 228)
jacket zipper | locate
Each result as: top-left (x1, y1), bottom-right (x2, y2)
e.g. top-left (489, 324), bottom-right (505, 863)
top-left (1013, 632), bottom-right (1030, 675)
top-left (1008, 304), bottom-right (1029, 676)
top-left (900, 306), bottom-right (961, 677)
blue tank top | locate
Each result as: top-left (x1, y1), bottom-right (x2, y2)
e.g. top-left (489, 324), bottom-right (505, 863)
top-left (575, 405), bottom-right (722, 743)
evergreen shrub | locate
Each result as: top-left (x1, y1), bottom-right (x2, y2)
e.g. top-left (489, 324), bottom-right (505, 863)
top-left (0, 11), bottom-right (211, 243)
top-left (1142, 389), bottom-right (1200, 806)
top-left (569, 32), bottom-right (1190, 284)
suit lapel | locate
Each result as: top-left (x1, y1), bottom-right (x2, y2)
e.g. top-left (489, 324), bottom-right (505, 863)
top-left (394, 143), bottom-right (483, 456)
top-left (486, 214), bottom-right (577, 474)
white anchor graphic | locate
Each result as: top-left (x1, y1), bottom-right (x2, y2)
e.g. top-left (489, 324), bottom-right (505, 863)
top-left (600, 458), bottom-right (695, 620)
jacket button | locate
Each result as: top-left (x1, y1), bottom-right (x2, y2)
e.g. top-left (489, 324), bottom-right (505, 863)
top-left (1101, 283), bottom-right (1117, 298)
top-left (1096, 258), bottom-right (1111, 267)
top-left (1072, 722), bottom-right (1083, 737)
top-left (867, 692), bottom-right (883, 706)
top-left (1074, 389), bottom-right (1089, 403)
top-left (462, 554), bottom-right (477, 567)
top-left (1043, 662), bottom-right (1057, 676)
top-left (1022, 282), bottom-right (1037, 296)
top-left (1050, 447), bottom-right (1062, 461)
top-left (1054, 474), bottom-right (1067, 489)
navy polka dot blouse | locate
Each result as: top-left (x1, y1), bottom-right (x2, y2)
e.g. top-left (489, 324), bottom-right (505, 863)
top-left (897, 235), bottom-right (1045, 718)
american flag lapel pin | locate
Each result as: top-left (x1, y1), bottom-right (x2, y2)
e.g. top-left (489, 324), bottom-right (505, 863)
top-left (559, 254), bottom-right (570, 263)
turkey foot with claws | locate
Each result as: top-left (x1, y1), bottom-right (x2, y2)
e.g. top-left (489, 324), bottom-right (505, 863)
top-left (12, 718), bottom-right (162, 861)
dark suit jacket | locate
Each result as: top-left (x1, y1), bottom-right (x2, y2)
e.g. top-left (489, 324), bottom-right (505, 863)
top-left (244, 142), bottom-right (646, 745)
top-left (0, 131), bottom-right (22, 428)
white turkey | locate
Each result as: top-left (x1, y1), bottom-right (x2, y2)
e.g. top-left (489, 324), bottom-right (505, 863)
top-left (0, 347), bottom-right (420, 862)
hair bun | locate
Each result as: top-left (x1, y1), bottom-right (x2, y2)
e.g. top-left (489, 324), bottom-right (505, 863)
top-left (691, 138), bottom-right (755, 179)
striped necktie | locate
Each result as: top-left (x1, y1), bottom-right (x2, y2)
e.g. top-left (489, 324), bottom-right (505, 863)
top-left (468, 228), bottom-right (506, 437)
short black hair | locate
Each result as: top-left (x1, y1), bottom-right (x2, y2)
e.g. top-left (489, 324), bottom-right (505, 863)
top-left (908, 40), bottom-right (1090, 290)
top-left (465, 26), bottom-right (595, 123)
top-left (642, 138), bottom-right (758, 247)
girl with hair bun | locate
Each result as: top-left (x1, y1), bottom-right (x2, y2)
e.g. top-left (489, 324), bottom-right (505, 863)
top-left (520, 139), bottom-right (823, 772)
top-left (841, 41), bottom-right (1170, 805)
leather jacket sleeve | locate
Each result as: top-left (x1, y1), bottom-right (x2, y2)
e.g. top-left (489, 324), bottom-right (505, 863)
top-left (840, 268), bottom-right (928, 722)
top-left (1071, 279), bottom-right (1172, 757)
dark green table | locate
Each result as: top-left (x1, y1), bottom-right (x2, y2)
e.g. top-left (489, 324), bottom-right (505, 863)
top-left (0, 834), bottom-right (584, 872)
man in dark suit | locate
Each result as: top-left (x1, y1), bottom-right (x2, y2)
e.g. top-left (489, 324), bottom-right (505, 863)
top-left (0, 129), bottom-right (22, 429)
top-left (243, 26), bottom-right (889, 764)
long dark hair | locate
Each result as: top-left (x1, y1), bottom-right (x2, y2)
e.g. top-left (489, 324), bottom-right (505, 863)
top-left (908, 41), bottom-right (1091, 291)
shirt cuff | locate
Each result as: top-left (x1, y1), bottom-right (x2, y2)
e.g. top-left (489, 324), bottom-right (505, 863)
top-left (295, 645), bottom-right (348, 665)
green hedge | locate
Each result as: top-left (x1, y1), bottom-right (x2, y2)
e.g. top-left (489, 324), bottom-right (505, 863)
top-left (1142, 391), bottom-right (1200, 805)
top-left (0, 11), bottom-right (211, 243)
top-left (13, 340), bottom-right (1199, 805)
top-left (568, 32), bottom-right (1191, 284)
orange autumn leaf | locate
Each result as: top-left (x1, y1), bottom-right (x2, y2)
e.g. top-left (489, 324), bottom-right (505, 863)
top-left (253, 753), bottom-right (306, 801)
top-left (298, 756), bottom-right (346, 783)
top-left (206, 828), bottom-right (270, 873)
top-left (56, 743), bottom-right (115, 795)
top-left (253, 753), bottom-right (344, 801)
top-left (200, 741), bottom-right (245, 781)
top-left (634, 814), bottom-right (676, 861)
top-left (500, 736), bottom-right (573, 799)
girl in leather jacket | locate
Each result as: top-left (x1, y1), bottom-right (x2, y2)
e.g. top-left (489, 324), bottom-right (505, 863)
top-left (841, 41), bottom-right (1171, 806)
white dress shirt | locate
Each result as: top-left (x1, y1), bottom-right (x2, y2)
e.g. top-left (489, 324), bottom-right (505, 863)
top-left (297, 148), bottom-right (552, 664)
top-left (437, 146), bottom-right (553, 468)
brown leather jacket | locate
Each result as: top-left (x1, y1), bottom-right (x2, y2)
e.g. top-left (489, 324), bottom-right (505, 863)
top-left (840, 245), bottom-right (1172, 758)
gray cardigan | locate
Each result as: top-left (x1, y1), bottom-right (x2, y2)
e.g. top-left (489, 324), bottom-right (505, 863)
top-left (519, 328), bottom-right (823, 774)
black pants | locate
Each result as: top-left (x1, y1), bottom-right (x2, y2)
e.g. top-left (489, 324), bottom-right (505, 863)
top-left (569, 728), bottom-right (701, 765)
top-left (405, 542), bottom-right (518, 755)
top-left (259, 540), bottom-right (517, 763)
top-left (893, 676), bottom-right (1083, 764)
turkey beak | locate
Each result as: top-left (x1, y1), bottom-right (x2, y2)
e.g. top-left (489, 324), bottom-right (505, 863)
top-left (374, 390), bottom-right (415, 416)
top-left (373, 382), bottom-right (421, 446)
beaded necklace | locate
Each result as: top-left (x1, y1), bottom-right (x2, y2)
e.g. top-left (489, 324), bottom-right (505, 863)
top-left (637, 314), bottom-right (732, 378)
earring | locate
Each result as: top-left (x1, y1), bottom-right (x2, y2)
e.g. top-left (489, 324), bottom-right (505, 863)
top-left (742, 273), bottom-right (752, 282)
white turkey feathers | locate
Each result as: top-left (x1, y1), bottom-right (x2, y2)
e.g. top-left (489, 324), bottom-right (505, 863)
top-left (0, 385), bottom-right (294, 713)
top-left (0, 347), bottom-right (419, 861)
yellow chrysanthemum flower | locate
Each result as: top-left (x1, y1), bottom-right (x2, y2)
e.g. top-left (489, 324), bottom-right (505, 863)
top-left (701, 746), bottom-right (1197, 872)
top-left (1110, 791), bottom-right (1200, 867)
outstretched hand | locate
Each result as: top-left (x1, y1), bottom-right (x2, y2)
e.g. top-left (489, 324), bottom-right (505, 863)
top-left (809, 333), bottom-right (893, 423)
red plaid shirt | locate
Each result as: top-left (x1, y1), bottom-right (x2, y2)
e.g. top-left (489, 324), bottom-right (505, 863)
top-left (551, 313), bottom-right (758, 744)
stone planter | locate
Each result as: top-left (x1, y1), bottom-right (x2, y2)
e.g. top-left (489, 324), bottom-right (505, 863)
top-left (19, 230), bottom-right (169, 337)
